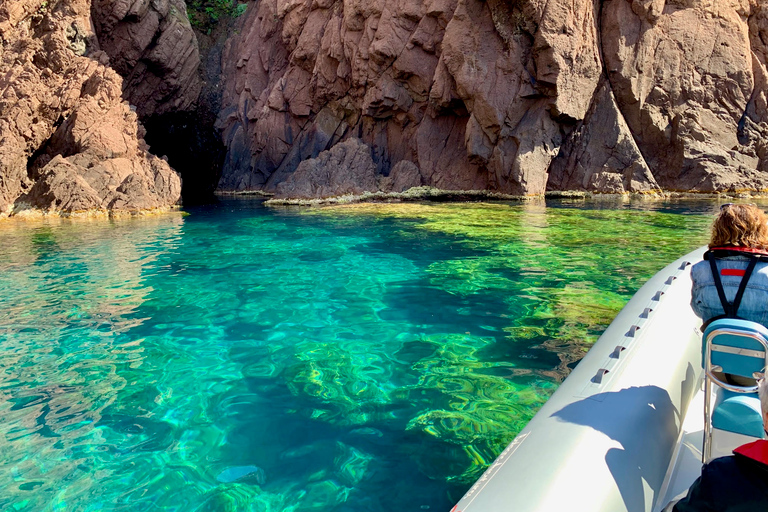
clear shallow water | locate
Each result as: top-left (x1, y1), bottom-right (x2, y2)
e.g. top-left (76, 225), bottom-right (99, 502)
top-left (0, 199), bottom-right (724, 511)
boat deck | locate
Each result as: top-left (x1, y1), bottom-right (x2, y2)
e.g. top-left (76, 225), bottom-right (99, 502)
top-left (655, 379), bottom-right (758, 511)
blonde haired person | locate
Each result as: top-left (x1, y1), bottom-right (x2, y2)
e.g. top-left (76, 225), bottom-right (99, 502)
top-left (691, 204), bottom-right (768, 329)
top-left (709, 203), bottom-right (768, 250)
top-left (668, 378), bottom-right (768, 511)
top-left (690, 204), bottom-right (768, 387)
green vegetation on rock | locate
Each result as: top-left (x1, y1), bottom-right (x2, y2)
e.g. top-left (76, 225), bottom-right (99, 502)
top-left (186, 0), bottom-right (248, 32)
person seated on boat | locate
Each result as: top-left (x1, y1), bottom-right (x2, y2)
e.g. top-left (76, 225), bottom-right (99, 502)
top-left (667, 377), bottom-right (768, 512)
top-left (691, 203), bottom-right (768, 385)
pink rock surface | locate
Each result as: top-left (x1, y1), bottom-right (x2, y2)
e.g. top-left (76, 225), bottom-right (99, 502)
top-left (216, 0), bottom-right (768, 198)
top-left (0, 0), bottom-right (181, 216)
top-left (3, 0), bottom-right (768, 204)
top-left (92, 0), bottom-right (202, 118)
top-left (602, 0), bottom-right (768, 192)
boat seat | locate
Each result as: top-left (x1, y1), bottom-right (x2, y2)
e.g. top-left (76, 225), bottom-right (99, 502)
top-left (712, 388), bottom-right (764, 438)
top-left (702, 318), bottom-right (768, 378)
top-left (702, 318), bottom-right (768, 460)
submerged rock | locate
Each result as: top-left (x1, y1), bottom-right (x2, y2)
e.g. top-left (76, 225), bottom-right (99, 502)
top-left (215, 465), bottom-right (266, 485)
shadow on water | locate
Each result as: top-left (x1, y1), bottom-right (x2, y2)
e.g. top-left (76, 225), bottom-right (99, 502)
top-left (551, 386), bottom-right (681, 512)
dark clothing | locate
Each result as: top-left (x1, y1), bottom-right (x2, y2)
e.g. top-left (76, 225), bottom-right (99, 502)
top-left (672, 440), bottom-right (768, 512)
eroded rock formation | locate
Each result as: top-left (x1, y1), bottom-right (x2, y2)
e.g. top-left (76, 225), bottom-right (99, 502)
top-left (0, 0), bottom-right (192, 217)
top-left (601, 0), bottom-right (768, 192)
top-left (3, 0), bottom-right (768, 208)
top-left (91, 0), bottom-right (202, 118)
top-left (216, 0), bottom-right (768, 199)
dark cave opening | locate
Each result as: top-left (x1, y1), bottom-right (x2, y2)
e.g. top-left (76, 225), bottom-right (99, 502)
top-left (143, 112), bottom-right (225, 205)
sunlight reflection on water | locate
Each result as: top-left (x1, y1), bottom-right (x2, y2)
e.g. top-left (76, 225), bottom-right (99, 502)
top-left (0, 198), bottom-right (730, 511)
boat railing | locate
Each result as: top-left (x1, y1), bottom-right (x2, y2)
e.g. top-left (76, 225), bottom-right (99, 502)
top-left (702, 319), bottom-right (768, 461)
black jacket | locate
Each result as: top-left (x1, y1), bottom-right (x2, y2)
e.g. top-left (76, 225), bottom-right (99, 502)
top-left (673, 440), bottom-right (768, 512)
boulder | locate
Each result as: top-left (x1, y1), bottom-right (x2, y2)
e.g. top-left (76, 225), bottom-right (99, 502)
top-left (380, 160), bottom-right (423, 193)
top-left (0, 0), bottom-right (181, 217)
top-left (273, 138), bottom-right (378, 199)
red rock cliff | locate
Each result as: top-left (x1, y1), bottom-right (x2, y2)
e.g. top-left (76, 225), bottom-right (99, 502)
top-left (3, 0), bottom-right (768, 208)
top-left (215, 0), bottom-right (768, 199)
top-left (0, 0), bottom-right (200, 217)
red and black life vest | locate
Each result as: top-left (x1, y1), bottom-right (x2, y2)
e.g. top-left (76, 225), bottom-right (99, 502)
top-left (734, 439), bottom-right (768, 468)
top-left (702, 247), bottom-right (768, 328)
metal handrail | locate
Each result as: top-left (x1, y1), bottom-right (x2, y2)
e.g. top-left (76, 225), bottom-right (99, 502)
top-left (703, 326), bottom-right (768, 462)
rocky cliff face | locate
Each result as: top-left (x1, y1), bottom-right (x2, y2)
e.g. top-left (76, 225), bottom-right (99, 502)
top-left (216, 0), bottom-right (768, 199)
top-left (2, 0), bottom-right (768, 210)
top-left (91, 0), bottom-right (202, 118)
top-left (0, 0), bottom-right (198, 217)
top-left (91, 0), bottom-right (225, 204)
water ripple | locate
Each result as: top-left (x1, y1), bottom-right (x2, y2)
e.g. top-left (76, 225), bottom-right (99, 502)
top-left (0, 200), bottom-right (720, 511)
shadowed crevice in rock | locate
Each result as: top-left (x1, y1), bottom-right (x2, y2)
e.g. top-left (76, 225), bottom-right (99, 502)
top-left (547, 79), bottom-right (660, 194)
top-left (143, 112), bottom-right (226, 204)
top-left (89, 0), bottom-right (222, 204)
top-left (135, 1), bottom-right (238, 205)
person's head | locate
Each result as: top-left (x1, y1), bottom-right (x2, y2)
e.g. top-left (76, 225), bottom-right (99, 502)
top-left (760, 377), bottom-right (768, 437)
top-left (710, 204), bottom-right (768, 250)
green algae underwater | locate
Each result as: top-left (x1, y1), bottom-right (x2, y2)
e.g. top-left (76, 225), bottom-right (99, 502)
top-left (0, 199), bottom-right (718, 511)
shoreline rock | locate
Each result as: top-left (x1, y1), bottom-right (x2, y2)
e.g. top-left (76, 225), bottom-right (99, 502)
top-left (214, 0), bottom-right (768, 200)
top-left (4, 186), bottom-right (761, 218)
top-left (0, 204), bottom-right (183, 222)
top-left (0, 0), bottom-right (187, 218)
top-left (261, 186), bottom-right (768, 208)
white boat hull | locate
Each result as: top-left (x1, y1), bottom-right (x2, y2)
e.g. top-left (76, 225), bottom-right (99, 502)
top-left (453, 248), bottom-right (710, 512)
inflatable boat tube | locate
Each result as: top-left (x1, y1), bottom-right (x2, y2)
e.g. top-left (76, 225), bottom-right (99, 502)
top-left (453, 247), bottom-right (707, 512)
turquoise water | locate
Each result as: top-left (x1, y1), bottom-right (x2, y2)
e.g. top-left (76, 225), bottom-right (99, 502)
top-left (0, 199), bottom-right (720, 511)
